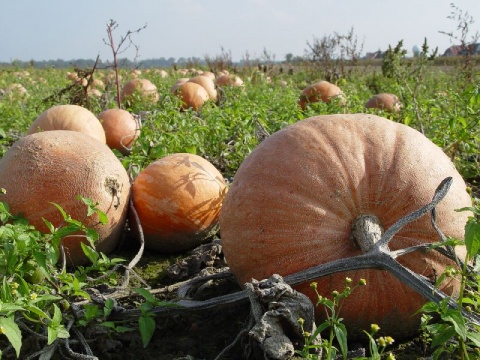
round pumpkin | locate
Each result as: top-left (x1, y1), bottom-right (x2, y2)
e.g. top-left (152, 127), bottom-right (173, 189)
top-left (175, 82), bottom-right (210, 110)
top-left (216, 74), bottom-right (244, 87)
top-left (0, 130), bottom-right (131, 267)
top-left (365, 93), bottom-right (402, 113)
top-left (98, 108), bottom-right (141, 156)
top-left (201, 71), bottom-right (216, 81)
top-left (188, 75), bottom-right (218, 102)
top-left (27, 104), bottom-right (106, 144)
top-left (131, 153), bottom-right (227, 253)
top-left (298, 80), bottom-right (346, 110)
top-left (219, 113), bottom-right (470, 339)
top-left (170, 78), bottom-right (190, 93)
top-left (120, 78), bottom-right (159, 107)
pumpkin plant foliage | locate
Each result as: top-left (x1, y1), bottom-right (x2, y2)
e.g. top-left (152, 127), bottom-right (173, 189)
top-left (0, 196), bottom-right (125, 358)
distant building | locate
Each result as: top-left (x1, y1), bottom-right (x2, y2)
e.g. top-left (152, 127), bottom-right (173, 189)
top-left (443, 43), bottom-right (480, 56)
top-left (364, 50), bottom-right (384, 59)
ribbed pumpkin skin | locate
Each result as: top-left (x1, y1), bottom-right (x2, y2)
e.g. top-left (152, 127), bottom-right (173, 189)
top-left (298, 81), bottom-right (346, 110)
top-left (0, 131), bottom-right (131, 266)
top-left (131, 153), bottom-right (227, 252)
top-left (98, 108), bottom-right (140, 155)
top-left (219, 114), bottom-right (471, 339)
top-left (365, 93), bottom-right (402, 113)
top-left (27, 104), bottom-right (106, 144)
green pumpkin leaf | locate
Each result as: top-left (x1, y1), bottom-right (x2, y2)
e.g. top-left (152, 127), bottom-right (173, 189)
top-left (0, 315), bottom-right (22, 357)
top-left (464, 220), bottom-right (480, 258)
top-left (139, 315), bottom-right (156, 348)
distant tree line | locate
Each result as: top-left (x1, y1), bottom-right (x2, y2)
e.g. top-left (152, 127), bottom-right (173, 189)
top-left (0, 56), bottom-right (211, 69)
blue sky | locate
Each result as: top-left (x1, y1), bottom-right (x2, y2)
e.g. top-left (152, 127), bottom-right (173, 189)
top-left (1, 0), bottom-right (479, 63)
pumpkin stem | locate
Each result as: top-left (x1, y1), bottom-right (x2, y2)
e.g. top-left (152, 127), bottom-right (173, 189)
top-left (350, 215), bottom-right (384, 253)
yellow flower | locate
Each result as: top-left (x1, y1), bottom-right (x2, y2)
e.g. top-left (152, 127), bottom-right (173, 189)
top-left (11, 282), bottom-right (19, 289)
top-left (359, 278), bottom-right (367, 286)
top-left (386, 352), bottom-right (396, 360)
top-left (371, 324), bottom-right (380, 333)
top-left (345, 277), bottom-right (352, 284)
top-left (385, 336), bottom-right (395, 345)
top-left (30, 293), bottom-right (37, 300)
top-left (377, 337), bottom-right (386, 347)
top-left (0, 326), bottom-right (5, 334)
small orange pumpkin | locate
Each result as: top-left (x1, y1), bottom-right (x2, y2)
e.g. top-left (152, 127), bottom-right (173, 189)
top-left (27, 104), bottom-right (106, 144)
top-left (174, 82), bottom-right (210, 110)
top-left (219, 113), bottom-right (470, 339)
top-left (365, 93), bottom-right (402, 113)
top-left (298, 80), bottom-right (346, 110)
top-left (120, 78), bottom-right (159, 107)
top-left (0, 130), bottom-right (131, 266)
top-left (188, 75), bottom-right (218, 102)
top-left (216, 74), bottom-right (244, 87)
top-left (131, 153), bottom-right (227, 253)
top-left (98, 108), bottom-right (141, 155)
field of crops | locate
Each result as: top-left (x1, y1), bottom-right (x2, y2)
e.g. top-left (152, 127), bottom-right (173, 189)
top-left (0, 52), bottom-right (479, 360)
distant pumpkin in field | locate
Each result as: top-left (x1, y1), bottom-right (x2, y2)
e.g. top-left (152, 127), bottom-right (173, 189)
top-left (98, 108), bottom-right (141, 155)
top-left (174, 82), bottom-right (210, 110)
top-left (120, 78), bottom-right (159, 107)
top-left (298, 80), bottom-right (346, 110)
top-left (188, 75), bottom-right (218, 102)
top-left (216, 74), bottom-right (244, 87)
top-left (365, 93), bottom-right (403, 113)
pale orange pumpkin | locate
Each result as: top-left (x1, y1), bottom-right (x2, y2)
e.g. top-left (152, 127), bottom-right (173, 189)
top-left (298, 80), bottom-right (346, 110)
top-left (219, 113), bottom-right (470, 339)
top-left (131, 153), bottom-right (227, 253)
top-left (170, 78), bottom-right (190, 93)
top-left (120, 78), bottom-right (159, 107)
top-left (188, 75), bottom-right (218, 102)
top-left (175, 82), bottom-right (210, 110)
top-left (98, 108), bottom-right (141, 155)
top-left (365, 93), bottom-right (403, 113)
top-left (27, 104), bottom-right (106, 144)
top-left (216, 74), bottom-right (244, 87)
top-left (0, 130), bottom-right (131, 266)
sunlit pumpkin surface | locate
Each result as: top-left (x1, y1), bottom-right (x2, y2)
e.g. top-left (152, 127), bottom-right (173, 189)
top-left (220, 113), bottom-right (471, 339)
top-left (132, 153), bottom-right (227, 252)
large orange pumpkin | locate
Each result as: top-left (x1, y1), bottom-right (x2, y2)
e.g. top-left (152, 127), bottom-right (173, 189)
top-left (27, 104), bottom-right (106, 144)
top-left (0, 130), bottom-right (131, 266)
top-left (298, 80), bottom-right (346, 110)
top-left (131, 153), bottom-right (227, 252)
top-left (219, 113), bottom-right (470, 339)
top-left (98, 108), bottom-right (141, 156)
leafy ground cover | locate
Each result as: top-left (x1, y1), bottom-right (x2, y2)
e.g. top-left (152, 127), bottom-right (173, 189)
top-left (0, 49), bottom-right (479, 359)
